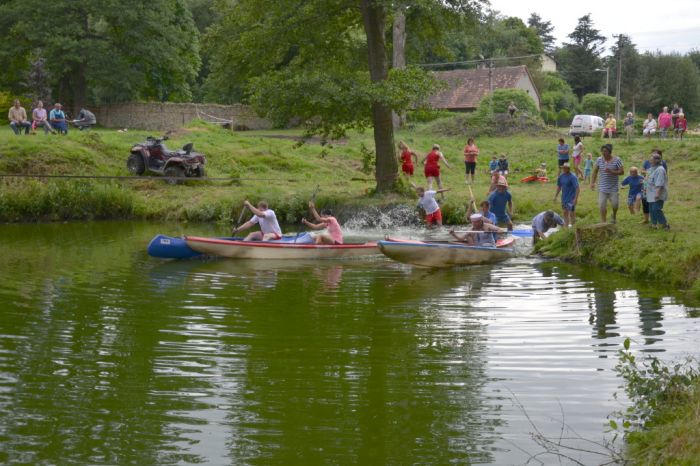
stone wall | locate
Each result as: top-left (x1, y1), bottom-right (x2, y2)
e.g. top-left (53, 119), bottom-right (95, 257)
top-left (93, 102), bottom-right (272, 131)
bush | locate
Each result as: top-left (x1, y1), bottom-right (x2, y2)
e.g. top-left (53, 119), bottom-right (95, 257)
top-left (406, 109), bottom-right (453, 123)
top-left (556, 109), bottom-right (571, 126)
top-left (476, 88), bottom-right (539, 117)
top-left (581, 93), bottom-right (615, 116)
top-left (0, 91), bottom-right (13, 125)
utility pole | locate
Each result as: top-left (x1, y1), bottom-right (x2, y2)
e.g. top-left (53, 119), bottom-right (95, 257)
top-left (614, 35), bottom-right (623, 120)
top-left (488, 58), bottom-right (493, 114)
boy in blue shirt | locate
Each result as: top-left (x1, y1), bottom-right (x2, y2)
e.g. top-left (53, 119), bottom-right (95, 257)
top-left (621, 166), bottom-right (644, 214)
top-left (556, 138), bottom-right (570, 177)
top-left (487, 178), bottom-right (513, 231)
top-left (489, 156), bottom-right (498, 175)
top-left (553, 162), bottom-right (580, 227)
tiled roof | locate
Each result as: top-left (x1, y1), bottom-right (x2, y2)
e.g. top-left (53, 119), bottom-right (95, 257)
top-left (429, 65), bottom-right (534, 110)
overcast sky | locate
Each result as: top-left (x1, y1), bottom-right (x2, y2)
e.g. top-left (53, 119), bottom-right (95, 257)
top-left (487, 0), bottom-right (700, 55)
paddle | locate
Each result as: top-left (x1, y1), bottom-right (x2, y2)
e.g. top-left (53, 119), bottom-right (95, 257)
top-left (453, 228), bottom-right (532, 237)
top-left (231, 204), bottom-right (247, 236)
top-left (295, 184), bottom-right (320, 243)
top-left (466, 183), bottom-right (477, 214)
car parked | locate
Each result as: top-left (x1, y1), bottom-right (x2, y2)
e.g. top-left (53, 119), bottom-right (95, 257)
top-left (569, 114), bottom-right (605, 136)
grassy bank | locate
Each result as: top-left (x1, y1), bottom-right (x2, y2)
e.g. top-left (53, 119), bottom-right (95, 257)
top-left (1, 119), bottom-right (700, 294)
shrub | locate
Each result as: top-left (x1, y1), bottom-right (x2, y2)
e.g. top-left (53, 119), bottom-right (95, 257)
top-left (556, 109), bottom-right (571, 126)
top-left (476, 88), bottom-right (539, 117)
top-left (0, 91), bottom-right (13, 124)
top-left (406, 109), bottom-right (453, 123)
top-left (581, 93), bottom-right (615, 116)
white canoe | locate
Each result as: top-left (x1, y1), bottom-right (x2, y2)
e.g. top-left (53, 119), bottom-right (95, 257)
top-left (185, 236), bottom-right (379, 259)
top-left (378, 237), bottom-right (516, 268)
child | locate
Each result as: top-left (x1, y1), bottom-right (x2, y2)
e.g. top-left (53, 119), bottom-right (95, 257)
top-left (534, 163), bottom-right (547, 178)
top-left (398, 141), bottom-right (418, 177)
top-left (674, 113), bottom-right (687, 139)
top-left (583, 153), bottom-right (593, 183)
top-left (497, 154), bottom-right (509, 176)
top-left (414, 184), bottom-right (450, 227)
top-left (621, 167), bottom-right (644, 214)
top-left (421, 144), bottom-right (450, 193)
top-left (488, 156), bottom-right (498, 175)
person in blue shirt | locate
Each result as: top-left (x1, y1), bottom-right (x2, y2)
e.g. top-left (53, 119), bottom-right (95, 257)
top-left (49, 103), bottom-right (68, 134)
top-left (556, 138), bottom-right (570, 177)
top-left (553, 162), bottom-right (580, 227)
top-left (640, 149), bottom-right (668, 224)
top-left (488, 156), bottom-right (498, 175)
top-left (487, 178), bottom-right (513, 231)
top-left (621, 167), bottom-right (644, 214)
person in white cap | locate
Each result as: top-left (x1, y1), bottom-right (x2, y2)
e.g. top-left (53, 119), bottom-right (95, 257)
top-left (449, 213), bottom-right (504, 246)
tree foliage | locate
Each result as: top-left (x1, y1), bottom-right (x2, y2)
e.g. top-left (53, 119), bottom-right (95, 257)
top-left (539, 72), bottom-right (577, 112)
top-left (527, 13), bottom-right (555, 54)
top-left (556, 14), bottom-right (606, 98)
top-left (0, 0), bottom-right (201, 110)
top-left (581, 93), bottom-right (615, 116)
top-left (478, 88), bottom-right (538, 115)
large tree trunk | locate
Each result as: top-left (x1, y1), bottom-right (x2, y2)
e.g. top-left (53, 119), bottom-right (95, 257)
top-left (360, 0), bottom-right (398, 193)
top-left (391, 6), bottom-right (406, 129)
top-left (72, 63), bottom-right (87, 115)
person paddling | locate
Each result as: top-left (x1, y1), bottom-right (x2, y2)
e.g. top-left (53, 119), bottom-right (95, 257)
top-left (449, 213), bottom-right (504, 246)
top-left (233, 200), bottom-right (283, 241)
top-left (302, 201), bottom-right (344, 244)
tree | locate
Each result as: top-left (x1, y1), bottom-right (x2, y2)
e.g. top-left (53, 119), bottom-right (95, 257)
top-left (527, 13), bottom-right (555, 54)
top-left (581, 93), bottom-right (615, 116)
top-left (0, 0), bottom-right (201, 111)
top-left (608, 35), bottom-right (641, 113)
top-left (556, 14), bottom-right (606, 98)
top-left (206, 0), bottom-right (479, 193)
top-left (635, 53), bottom-right (700, 117)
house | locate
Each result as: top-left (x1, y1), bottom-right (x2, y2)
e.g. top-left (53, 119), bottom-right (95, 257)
top-left (428, 65), bottom-right (541, 111)
top-left (541, 54), bottom-right (557, 73)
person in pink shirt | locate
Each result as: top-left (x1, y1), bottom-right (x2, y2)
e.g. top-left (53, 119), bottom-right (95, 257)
top-left (302, 201), bottom-right (344, 244)
top-left (657, 106), bottom-right (672, 139)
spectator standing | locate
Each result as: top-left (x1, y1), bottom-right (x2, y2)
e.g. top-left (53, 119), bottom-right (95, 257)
top-left (31, 101), bottom-right (54, 135)
top-left (583, 153), bottom-right (593, 183)
top-left (623, 112), bottom-right (635, 142)
top-left (554, 162), bottom-right (580, 227)
top-left (556, 138), bottom-right (570, 177)
top-left (658, 106), bottom-right (672, 139)
top-left (49, 103), bottom-right (68, 134)
top-left (463, 137), bottom-right (479, 184)
top-left (8, 99), bottom-right (31, 135)
top-left (646, 154), bottom-right (669, 230)
top-left (571, 136), bottom-right (584, 179)
top-left (642, 113), bottom-right (657, 138)
top-left (671, 103), bottom-right (683, 128)
top-left (590, 143), bottom-right (624, 224)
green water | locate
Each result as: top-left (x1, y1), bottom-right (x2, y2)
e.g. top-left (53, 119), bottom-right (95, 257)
top-left (0, 221), bottom-right (698, 465)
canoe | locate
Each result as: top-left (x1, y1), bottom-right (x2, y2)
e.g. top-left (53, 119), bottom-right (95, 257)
top-left (520, 175), bottom-right (549, 183)
top-left (184, 235), bottom-right (379, 260)
top-left (148, 232), bottom-right (313, 259)
top-left (378, 236), bottom-right (516, 268)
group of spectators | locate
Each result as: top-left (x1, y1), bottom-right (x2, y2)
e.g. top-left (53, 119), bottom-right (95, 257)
top-left (599, 104), bottom-right (688, 141)
top-left (7, 99), bottom-right (96, 135)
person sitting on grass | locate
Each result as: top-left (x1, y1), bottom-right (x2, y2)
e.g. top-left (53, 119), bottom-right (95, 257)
top-left (534, 163), bottom-right (547, 178)
top-left (531, 210), bottom-right (564, 245)
top-left (487, 178), bottom-right (513, 231)
top-left (449, 213), bottom-right (504, 246)
top-left (621, 167), bottom-right (644, 215)
top-left (414, 184), bottom-right (450, 227)
top-left (497, 154), bottom-right (509, 176)
top-left (233, 200), bottom-right (283, 241)
top-left (301, 201), bottom-right (343, 245)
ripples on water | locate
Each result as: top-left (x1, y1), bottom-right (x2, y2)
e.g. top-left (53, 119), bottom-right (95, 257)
top-left (0, 222), bottom-right (698, 465)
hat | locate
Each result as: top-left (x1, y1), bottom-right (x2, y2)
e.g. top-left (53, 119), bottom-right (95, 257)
top-left (561, 162), bottom-right (570, 168)
top-left (496, 177), bottom-right (508, 187)
top-left (469, 213), bottom-right (483, 221)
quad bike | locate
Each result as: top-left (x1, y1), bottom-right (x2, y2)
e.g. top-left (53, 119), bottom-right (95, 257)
top-left (127, 135), bottom-right (206, 183)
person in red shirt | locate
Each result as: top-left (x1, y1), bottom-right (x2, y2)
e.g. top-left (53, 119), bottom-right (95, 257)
top-left (398, 141), bottom-right (418, 177)
top-left (674, 113), bottom-right (688, 139)
top-left (463, 137), bottom-right (479, 184)
top-left (421, 144), bottom-right (451, 193)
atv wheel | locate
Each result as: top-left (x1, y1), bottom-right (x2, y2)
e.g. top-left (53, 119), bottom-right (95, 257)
top-left (127, 153), bottom-right (145, 175)
top-left (164, 165), bottom-right (186, 185)
top-left (193, 165), bottom-right (206, 178)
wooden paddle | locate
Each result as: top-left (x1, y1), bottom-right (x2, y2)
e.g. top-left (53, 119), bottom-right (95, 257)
top-left (231, 204), bottom-right (247, 236)
top-left (295, 184), bottom-right (320, 243)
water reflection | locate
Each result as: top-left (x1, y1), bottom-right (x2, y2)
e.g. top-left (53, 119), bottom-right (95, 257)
top-left (0, 222), bottom-right (698, 465)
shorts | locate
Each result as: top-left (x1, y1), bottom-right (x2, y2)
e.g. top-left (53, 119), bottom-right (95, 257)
top-left (495, 214), bottom-right (511, 225)
top-left (558, 158), bottom-right (569, 167)
top-left (642, 198), bottom-right (650, 214)
top-left (562, 201), bottom-right (576, 212)
top-left (425, 209), bottom-right (442, 225)
top-left (598, 191), bottom-right (619, 210)
top-left (464, 161), bottom-right (476, 175)
top-left (573, 155), bottom-right (582, 165)
top-left (402, 164), bottom-right (414, 175)
top-left (584, 168), bottom-right (591, 177)
top-left (424, 166), bottom-right (440, 178)
top-left (627, 193), bottom-right (642, 206)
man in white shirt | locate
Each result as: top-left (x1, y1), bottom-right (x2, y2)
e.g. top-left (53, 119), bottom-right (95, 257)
top-left (414, 185), bottom-right (450, 226)
top-left (233, 200), bottom-right (283, 241)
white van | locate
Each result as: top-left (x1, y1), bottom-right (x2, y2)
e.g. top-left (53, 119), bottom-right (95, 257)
top-left (569, 114), bottom-right (605, 136)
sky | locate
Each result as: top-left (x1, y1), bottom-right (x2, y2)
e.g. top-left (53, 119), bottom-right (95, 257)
top-left (487, 0), bottom-right (700, 55)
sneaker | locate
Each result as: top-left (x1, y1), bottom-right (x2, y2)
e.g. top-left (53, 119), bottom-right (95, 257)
top-left (610, 218), bottom-right (616, 224)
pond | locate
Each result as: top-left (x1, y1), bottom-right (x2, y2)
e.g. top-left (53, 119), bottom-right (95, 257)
top-left (0, 221), bottom-right (698, 465)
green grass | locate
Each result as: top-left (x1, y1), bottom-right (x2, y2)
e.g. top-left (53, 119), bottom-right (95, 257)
top-left (1, 119), bottom-right (700, 296)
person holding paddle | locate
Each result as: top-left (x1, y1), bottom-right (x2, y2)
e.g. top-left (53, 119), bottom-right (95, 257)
top-left (449, 214), bottom-right (504, 246)
top-left (233, 200), bottom-right (283, 241)
top-left (302, 201), bottom-right (343, 245)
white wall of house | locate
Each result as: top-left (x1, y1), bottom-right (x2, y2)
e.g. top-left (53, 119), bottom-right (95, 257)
top-left (516, 75), bottom-right (541, 110)
top-left (541, 55), bottom-right (557, 73)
